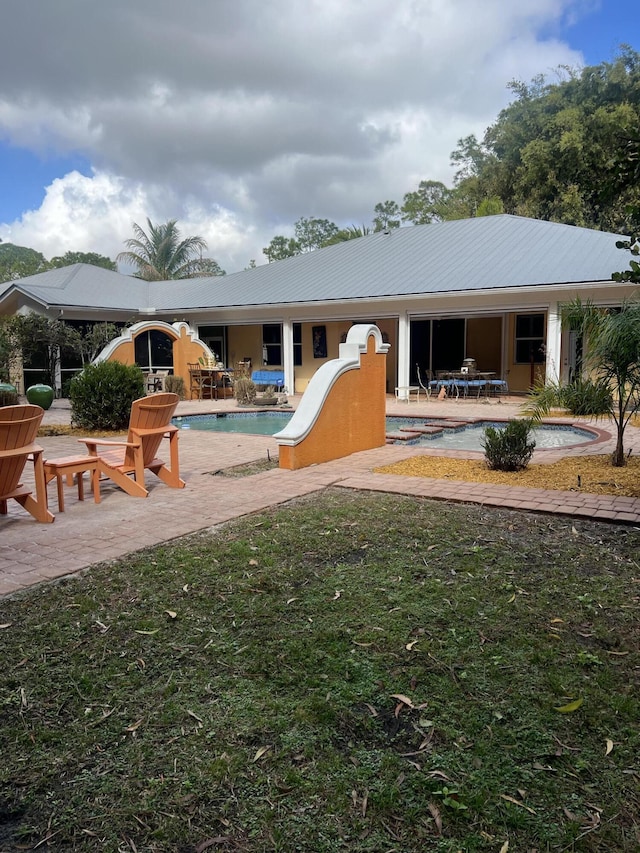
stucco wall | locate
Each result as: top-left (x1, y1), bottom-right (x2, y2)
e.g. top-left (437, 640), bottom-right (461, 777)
top-left (278, 327), bottom-right (388, 470)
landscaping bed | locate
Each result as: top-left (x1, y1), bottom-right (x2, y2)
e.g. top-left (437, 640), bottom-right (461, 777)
top-left (376, 454), bottom-right (640, 497)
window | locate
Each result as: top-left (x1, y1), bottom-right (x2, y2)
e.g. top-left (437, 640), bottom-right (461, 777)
top-left (262, 324), bottom-right (282, 365)
top-left (515, 314), bottom-right (545, 364)
top-left (197, 324), bottom-right (227, 365)
top-left (134, 329), bottom-right (174, 369)
top-left (293, 323), bottom-right (302, 367)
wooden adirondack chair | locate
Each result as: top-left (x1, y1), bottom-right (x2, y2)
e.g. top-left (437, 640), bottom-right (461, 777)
top-left (78, 393), bottom-right (186, 498)
top-left (0, 404), bottom-right (54, 523)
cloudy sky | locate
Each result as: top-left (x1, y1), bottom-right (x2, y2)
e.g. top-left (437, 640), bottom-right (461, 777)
top-left (0, 0), bottom-right (634, 274)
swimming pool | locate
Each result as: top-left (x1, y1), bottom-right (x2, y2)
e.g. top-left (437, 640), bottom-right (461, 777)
top-left (173, 411), bottom-right (294, 435)
top-left (173, 412), bottom-right (598, 450)
top-left (388, 419), bottom-right (598, 451)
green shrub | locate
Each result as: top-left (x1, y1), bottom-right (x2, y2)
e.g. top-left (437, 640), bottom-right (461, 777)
top-left (234, 376), bottom-right (257, 405)
top-left (482, 418), bottom-right (536, 471)
top-left (560, 376), bottom-right (613, 416)
top-left (164, 375), bottom-right (186, 400)
top-left (61, 372), bottom-right (82, 398)
top-left (69, 361), bottom-right (145, 430)
top-left (526, 376), bottom-right (613, 417)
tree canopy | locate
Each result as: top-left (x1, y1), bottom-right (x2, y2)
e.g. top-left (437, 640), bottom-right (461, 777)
top-left (0, 242), bottom-right (50, 283)
top-left (464, 48), bottom-right (640, 232)
top-left (0, 242), bottom-right (116, 284)
top-left (263, 217), bottom-right (341, 262)
top-left (49, 251), bottom-right (116, 271)
top-left (263, 49), bottom-right (640, 260)
top-left (117, 219), bottom-right (225, 280)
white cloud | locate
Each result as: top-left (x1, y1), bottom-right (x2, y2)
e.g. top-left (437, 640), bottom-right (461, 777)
top-left (0, 171), bottom-right (260, 273)
top-left (0, 0), bottom-right (593, 272)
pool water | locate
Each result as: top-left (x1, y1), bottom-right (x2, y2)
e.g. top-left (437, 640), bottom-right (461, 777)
top-left (389, 419), bottom-right (596, 450)
top-left (173, 411), bottom-right (294, 435)
top-left (173, 412), bottom-right (597, 451)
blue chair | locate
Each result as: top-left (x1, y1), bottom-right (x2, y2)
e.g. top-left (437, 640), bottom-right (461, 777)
top-left (488, 375), bottom-right (509, 397)
top-left (435, 371), bottom-right (458, 398)
top-left (453, 375), bottom-right (469, 398)
top-left (251, 370), bottom-right (285, 391)
top-left (465, 375), bottom-right (487, 398)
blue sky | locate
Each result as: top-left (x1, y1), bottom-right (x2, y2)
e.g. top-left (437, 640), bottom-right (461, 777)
top-left (0, 0), bottom-right (636, 273)
top-left (0, 148), bottom-right (91, 223)
top-left (553, 1), bottom-right (633, 63)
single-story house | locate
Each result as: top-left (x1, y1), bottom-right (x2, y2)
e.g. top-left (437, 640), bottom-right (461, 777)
top-left (0, 214), bottom-right (634, 396)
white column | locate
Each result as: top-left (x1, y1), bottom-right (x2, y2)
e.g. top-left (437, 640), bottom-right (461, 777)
top-left (545, 303), bottom-right (562, 385)
top-left (397, 312), bottom-right (411, 388)
top-left (282, 319), bottom-right (294, 394)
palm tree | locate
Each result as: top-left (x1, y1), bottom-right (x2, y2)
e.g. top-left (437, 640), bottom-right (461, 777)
top-left (322, 225), bottom-right (372, 247)
top-left (117, 219), bottom-right (225, 280)
top-left (525, 297), bottom-right (640, 466)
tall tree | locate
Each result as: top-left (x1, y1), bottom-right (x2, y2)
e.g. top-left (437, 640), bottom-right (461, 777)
top-left (117, 219), bottom-right (225, 280)
top-left (49, 251), bottom-right (117, 271)
top-left (372, 201), bottom-right (401, 231)
top-left (263, 235), bottom-right (300, 263)
top-left (450, 134), bottom-right (496, 185)
top-left (64, 322), bottom-right (121, 366)
top-left (263, 217), bottom-right (339, 262)
top-left (294, 217), bottom-right (339, 252)
top-left (472, 49), bottom-right (640, 232)
top-left (0, 242), bottom-right (50, 283)
top-left (5, 315), bottom-right (76, 389)
top-left (401, 180), bottom-right (453, 224)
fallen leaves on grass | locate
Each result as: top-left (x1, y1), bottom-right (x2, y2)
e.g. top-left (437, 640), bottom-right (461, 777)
top-left (253, 745), bottom-right (272, 762)
top-left (554, 697), bottom-right (584, 713)
top-left (499, 793), bottom-right (537, 814)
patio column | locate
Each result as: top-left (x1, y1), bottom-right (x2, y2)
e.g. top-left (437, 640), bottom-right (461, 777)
top-left (545, 303), bottom-right (562, 385)
top-left (282, 319), bottom-right (294, 395)
top-left (397, 312), bottom-right (411, 388)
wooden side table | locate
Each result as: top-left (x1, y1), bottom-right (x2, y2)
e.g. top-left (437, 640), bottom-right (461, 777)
top-left (44, 455), bottom-right (101, 513)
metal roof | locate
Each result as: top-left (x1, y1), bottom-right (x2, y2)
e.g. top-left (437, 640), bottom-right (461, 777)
top-left (0, 263), bottom-right (150, 312)
top-left (0, 215), bottom-right (630, 314)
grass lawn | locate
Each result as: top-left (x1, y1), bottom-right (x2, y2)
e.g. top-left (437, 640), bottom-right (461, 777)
top-left (0, 490), bottom-right (638, 852)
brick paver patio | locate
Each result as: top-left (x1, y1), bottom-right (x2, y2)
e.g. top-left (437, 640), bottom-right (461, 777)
top-left (2, 394), bottom-right (639, 598)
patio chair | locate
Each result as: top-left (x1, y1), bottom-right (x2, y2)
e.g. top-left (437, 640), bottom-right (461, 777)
top-left (0, 404), bottom-right (54, 523)
top-left (452, 373), bottom-right (469, 398)
top-left (435, 371), bottom-right (459, 398)
top-left (188, 363), bottom-right (215, 399)
top-left (78, 393), bottom-right (185, 498)
top-left (146, 370), bottom-right (169, 393)
top-left (464, 372), bottom-right (487, 399)
top-left (488, 374), bottom-right (509, 397)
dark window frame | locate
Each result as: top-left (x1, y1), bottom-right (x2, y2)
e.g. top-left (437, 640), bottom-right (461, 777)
top-left (262, 323), bottom-right (282, 366)
top-left (293, 323), bottom-right (302, 367)
top-left (515, 313), bottom-right (545, 365)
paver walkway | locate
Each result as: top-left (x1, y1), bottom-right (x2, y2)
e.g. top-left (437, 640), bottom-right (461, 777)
top-left (2, 394), bottom-right (639, 598)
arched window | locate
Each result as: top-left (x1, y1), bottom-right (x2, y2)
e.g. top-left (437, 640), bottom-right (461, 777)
top-left (134, 329), bottom-right (174, 371)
